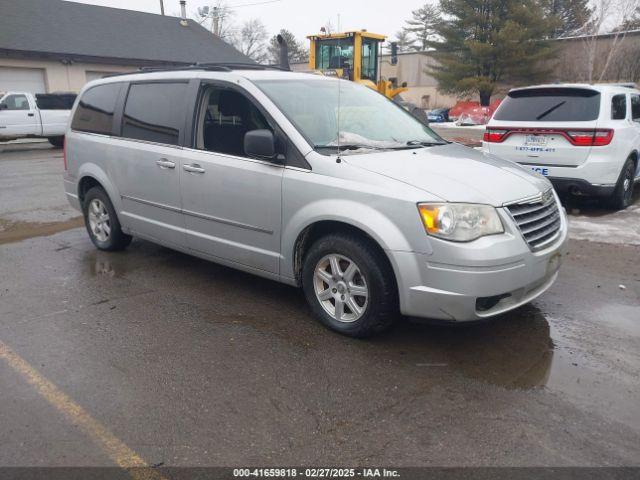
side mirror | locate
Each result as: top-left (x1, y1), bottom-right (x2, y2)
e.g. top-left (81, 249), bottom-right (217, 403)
top-left (244, 129), bottom-right (277, 161)
top-left (0, 103), bottom-right (7, 111)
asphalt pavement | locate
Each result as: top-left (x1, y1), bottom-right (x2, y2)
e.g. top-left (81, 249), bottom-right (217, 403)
top-left (0, 143), bottom-right (639, 469)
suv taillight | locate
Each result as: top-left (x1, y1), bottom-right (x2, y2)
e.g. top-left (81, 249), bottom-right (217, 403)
top-left (483, 128), bottom-right (508, 143)
top-left (483, 127), bottom-right (614, 146)
top-left (63, 137), bottom-right (67, 170)
top-left (565, 129), bottom-right (614, 146)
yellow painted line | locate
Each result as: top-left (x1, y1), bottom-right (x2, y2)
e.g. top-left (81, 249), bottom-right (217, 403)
top-left (0, 340), bottom-right (166, 480)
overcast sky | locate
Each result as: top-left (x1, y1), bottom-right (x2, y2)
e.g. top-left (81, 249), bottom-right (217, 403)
top-left (66, 0), bottom-right (436, 43)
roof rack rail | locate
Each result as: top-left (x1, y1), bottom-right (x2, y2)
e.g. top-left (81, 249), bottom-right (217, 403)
top-left (103, 62), bottom-right (290, 78)
top-left (192, 62), bottom-right (290, 71)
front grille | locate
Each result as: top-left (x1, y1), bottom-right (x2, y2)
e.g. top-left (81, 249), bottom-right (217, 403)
top-left (507, 190), bottom-right (561, 250)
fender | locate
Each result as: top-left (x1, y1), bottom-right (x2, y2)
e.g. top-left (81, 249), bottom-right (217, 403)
top-left (77, 162), bottom-right (124, 218)
top-left (280, 198), bottom-right (421, 280)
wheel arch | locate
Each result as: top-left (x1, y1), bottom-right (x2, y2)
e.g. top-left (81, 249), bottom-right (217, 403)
top-left (292, 220), bottom-right (399, 287)
top-left (76, 163), bottom-right (122, 213)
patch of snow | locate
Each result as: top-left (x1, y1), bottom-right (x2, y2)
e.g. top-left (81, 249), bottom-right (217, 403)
top-left (567, 203), bottom-right (640, 246)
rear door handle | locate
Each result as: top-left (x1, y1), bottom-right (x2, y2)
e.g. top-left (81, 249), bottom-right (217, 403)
top-left (156, 159), bottom-right (176, 169)
top-left (27, 113), bottom-right (34, 117)
top-left (183, 163), bottom-right (205, 174)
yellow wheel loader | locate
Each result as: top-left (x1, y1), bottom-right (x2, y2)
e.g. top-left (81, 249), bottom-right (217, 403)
top-left (307, 30), bottom-right (407, 100)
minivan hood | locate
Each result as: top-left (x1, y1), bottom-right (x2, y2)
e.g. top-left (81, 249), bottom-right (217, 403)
top-left (343, 143), bottom-right (550, 205)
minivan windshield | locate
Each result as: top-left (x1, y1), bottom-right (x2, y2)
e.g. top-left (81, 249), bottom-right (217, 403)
top-left (253, 78), bottom-right (445, 154)
top-left (493, 88), bottom-right (601, 122)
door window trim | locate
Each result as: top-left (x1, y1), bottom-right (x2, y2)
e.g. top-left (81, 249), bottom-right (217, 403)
top-left (189, 79), bottom-right (311, 170)
top-left (119, 79), bottom-right (190, 147)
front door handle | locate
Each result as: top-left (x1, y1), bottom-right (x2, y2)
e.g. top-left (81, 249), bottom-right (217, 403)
top-left (156, 159), bottom-right (176, 169)
top-left (183, 163), bottom-right (205, 174)
top-left (27, 113), bottom-right (34, 117)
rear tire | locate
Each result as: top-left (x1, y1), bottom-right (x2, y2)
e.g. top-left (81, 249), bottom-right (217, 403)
top-left (48, 136), bottom-right (64, 148)
top-left (82, 187), bottom-right (132, 251)
top-left (302, 233), bottom-right (398, 338)
top-left (608, 157), bottom-right (636, 210)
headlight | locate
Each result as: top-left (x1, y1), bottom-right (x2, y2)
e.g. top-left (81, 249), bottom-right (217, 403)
top-left (417, 203), bottom-right (504, 242)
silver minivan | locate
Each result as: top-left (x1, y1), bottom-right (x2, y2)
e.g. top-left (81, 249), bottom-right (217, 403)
top-left (63, 67), bottom-right (568, 337)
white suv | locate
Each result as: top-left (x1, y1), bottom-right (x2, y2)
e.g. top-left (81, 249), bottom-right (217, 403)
top-left (483, 84), bottom-right (640, 209)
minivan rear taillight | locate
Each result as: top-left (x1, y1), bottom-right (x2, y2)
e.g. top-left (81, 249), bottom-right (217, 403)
top-left (63, 137), bottom-right (67, 170)
top-left (483, 128), bottom-right (508, 143)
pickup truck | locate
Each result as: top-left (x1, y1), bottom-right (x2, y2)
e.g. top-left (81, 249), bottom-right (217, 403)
top-left (0, 91), bottom-right (76, 147)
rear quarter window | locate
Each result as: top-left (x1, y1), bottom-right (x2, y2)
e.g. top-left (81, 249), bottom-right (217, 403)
top-left (493, 88), bottom-right (601, 122)
top-left (71, 83), bottom-right (122, 135)
top-left (611, 94), bottom-right (627, 120)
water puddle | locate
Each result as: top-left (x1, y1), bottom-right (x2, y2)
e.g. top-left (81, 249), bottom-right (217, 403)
top-left (0, 217), bottom-right (84, 245)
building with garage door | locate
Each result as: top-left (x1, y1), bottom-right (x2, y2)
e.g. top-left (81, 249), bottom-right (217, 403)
top-left (0, 0), bottom-right (253, 94)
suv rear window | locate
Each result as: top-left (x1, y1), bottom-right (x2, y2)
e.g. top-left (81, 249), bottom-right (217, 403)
top-left (71, 83), bottom-right (121, 135)
top-left (493, 88), bottom-right (601, 122)
top-left (121, 82), bottom-right (188, 146)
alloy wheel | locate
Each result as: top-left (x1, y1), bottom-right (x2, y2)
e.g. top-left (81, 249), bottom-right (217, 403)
top-left (87, 198), bottom-right (111, 242)
top-left (313, 254), bottom-right (368, 323)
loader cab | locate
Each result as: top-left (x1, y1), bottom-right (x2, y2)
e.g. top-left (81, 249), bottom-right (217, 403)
top-left (308, 31), bottom-right (385, 85)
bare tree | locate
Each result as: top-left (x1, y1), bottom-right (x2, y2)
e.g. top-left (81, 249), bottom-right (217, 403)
top-left (578, 0), bottom-right (640, 82)
top-left (195, 1), bottom-right (235, 41)
top-left (391, 30), bottom-right (416, 53)
top-left (231, 18), bottom-right (269, 63)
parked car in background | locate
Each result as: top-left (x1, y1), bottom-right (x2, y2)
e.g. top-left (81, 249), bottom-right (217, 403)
top-left (64, 68), bottom-right (567, 337)
top-left (0, 92), bottom-right (76, 147)
top-left (484, 83), bottom-right (640, 210)
top-left (427, 108), bottom-right (450, 123)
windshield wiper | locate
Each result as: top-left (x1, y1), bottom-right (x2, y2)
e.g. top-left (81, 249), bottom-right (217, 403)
top-left (404, 140), bottom-right (447, 147)
top-left (536, 101), bottom-right (566, 120)
top-left (314, 144), bottom-right (388, 151)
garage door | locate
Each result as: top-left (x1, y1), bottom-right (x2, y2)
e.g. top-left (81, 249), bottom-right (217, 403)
top-left (0, 67), bottom-right (47, 94)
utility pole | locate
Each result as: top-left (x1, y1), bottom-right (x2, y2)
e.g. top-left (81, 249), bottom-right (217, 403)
top-left (212, 6), bottom-right (220, 36)
top-left (159, 0), bottom-right (164, 15)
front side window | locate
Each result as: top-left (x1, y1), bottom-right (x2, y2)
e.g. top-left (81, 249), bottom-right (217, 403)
top-left (2, 94), bottom-right (29, 110)
top-left (121, 82), bottom-right (188, 146)
top-left (71, 83), bottom-right (121, 135)
top-left (631, 94), bottom-right (640, 122)
top-left (195, 86), bottom-right (272, 158)
top-left (494, 88), bottom-right (601, 122)
top-left (254, 78), bottom-right (444, 154)
top-left (611, 94), bottom-right (627, 120)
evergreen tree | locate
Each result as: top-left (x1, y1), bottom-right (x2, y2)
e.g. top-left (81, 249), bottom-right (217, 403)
top-left (543, 0), bottom-right (592, 37)
top-left (268, 29), bottom-right (309, 65)
top-left (428, 0), bottom-right (556, 106)
top-left (403, 4), bottom-right (441, 51)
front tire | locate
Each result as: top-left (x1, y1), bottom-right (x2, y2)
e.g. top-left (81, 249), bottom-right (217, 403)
top-left (302, 233), bottom-right (398, 338)
top-left (608, 157), bottom-right (636, 210)
top-left (82, 187), bottom-right (132, 251)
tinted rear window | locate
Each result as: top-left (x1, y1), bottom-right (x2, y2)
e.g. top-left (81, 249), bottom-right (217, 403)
top-left (36, 93), bottom-right (77, 110)
top-left (71, 83), bottom-right (121, 135)
top-left (493, 88), bottom-right (601, 122)
top-left (121, 82), bottom-right (188, 146)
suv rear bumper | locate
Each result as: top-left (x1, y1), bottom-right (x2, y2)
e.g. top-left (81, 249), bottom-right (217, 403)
top-left (548, 177), bottom-right (615, 197)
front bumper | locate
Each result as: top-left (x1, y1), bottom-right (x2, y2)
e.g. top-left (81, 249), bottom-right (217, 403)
top-left (390, 206), bottom-right (569, 322)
